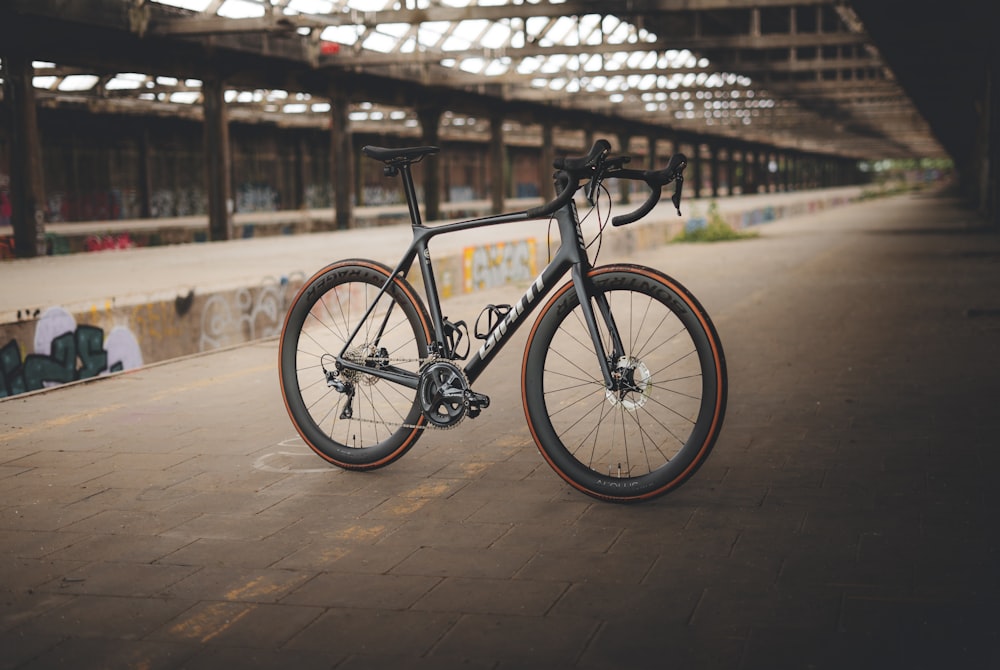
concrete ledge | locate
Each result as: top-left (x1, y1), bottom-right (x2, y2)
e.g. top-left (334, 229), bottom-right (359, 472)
top-left (0, 187), bottom-right (864, 398)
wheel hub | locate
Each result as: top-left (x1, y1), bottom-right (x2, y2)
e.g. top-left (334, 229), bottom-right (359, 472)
top-left (340, 345), bottom-right (387, 386)
top-left (606, 356), bottom-right (651, 411)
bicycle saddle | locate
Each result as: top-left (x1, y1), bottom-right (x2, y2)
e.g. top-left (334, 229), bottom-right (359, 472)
top-left (362, 145), bottom-right (439, 163)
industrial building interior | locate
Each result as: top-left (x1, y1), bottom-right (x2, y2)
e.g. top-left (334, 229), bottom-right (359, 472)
top-left (1, 0), bottom-right (995, 258)
top-left (1, 3), bottom-right (999, 669)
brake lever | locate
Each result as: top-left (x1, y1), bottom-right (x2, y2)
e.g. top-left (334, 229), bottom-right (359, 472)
top-left (586, 155), bottom-right (630, 206)
top-left (671, 176), bottom-right (684, 216)
top-left (585, 165), bottom-right (603, 206)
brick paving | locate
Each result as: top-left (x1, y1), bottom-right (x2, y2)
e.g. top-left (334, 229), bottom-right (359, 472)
top-left (2, 191), bottom-right (999, 669)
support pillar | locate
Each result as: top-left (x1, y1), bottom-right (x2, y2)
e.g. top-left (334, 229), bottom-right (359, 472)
top-left (691, 143), bottom-right (703, 199)
top-left (742, 149), bottom-right (754, 195)
top-left (2, 54), bottom-right (46, 257)
top-left (330, 94), bottom-right (354, 229)
top-left (647, 135), bottom-right (659, 170)
top-left (293, 133), bottom-right (306, 210)
top-left (417, 107), bottom-right (442, 221)
top-left (710, 144), bottom-right (720, 198)
top-left (541, 121), bottom-right (555, 201)
top-left (774, 154), bottom-right (783, 192)
top-left (617, 132), bottom-right (632, 204)
top-left (760, 151), bottom-right (771, 193)
top-left (203, 76), bottom-right (232, 241)
top-left (137, 128), bottom-right (153, 218)
top-left (726, 147), bottom-right (736, 196)
top-left (489, 114), bottom-right (506, 213)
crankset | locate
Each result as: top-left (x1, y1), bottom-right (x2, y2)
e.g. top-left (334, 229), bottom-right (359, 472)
top-left (417, 360), bottom-right (490, 428)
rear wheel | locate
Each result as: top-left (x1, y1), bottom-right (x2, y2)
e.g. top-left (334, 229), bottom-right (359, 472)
top-left (522, 264), bottom-right (726, 502)
top-left (278, 260), bottom-right (431, 469)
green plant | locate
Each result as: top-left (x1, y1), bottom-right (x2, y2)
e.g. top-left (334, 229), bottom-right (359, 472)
top-left (673, 201), bottom-right (759, 243)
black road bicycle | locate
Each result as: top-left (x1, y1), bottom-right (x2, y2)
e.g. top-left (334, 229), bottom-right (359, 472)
top-left (278, 139), bottom-right (727, 503)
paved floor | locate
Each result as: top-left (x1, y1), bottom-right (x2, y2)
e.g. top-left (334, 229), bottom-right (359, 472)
top-left (2, 190), bottom-right (999, 669)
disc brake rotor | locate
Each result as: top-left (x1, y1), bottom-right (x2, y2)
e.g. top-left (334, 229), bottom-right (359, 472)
top-left (606, 356), bottom-right (651, 411)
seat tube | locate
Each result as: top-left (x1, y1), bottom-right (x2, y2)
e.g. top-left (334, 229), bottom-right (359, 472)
top-left (416, 236), bottom-right (447, 344)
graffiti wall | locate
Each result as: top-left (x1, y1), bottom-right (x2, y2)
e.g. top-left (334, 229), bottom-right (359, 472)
top-left (0, 275), bottom-right (303, 399)
top-left (462, 239), bottom-right (537, 294)
top-left (0, 306), bottom-right (143, 398)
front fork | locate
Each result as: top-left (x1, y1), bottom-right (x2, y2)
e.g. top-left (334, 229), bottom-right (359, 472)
top-left (570, 265), bottom-right (626, 392)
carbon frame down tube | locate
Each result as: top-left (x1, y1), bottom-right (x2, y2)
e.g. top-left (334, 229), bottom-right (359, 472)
top-left (463, 203), bottom-right (616, 388)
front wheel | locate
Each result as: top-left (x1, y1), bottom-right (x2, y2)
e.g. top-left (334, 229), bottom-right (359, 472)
top-left (522, 265), bottom-right (727, 503)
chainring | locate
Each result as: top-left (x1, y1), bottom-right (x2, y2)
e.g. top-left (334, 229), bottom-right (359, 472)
top-left (417, 360), bottom-right (470, 428)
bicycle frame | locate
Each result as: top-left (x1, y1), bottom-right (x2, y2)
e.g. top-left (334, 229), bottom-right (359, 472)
top-left (335, 160), bottom-right (624, 391)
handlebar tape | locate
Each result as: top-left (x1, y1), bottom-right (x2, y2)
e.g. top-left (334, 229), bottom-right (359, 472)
top-left (526, 171), bottom-right (575, 218)
top-left (611, 153), bottom-right (688, 227)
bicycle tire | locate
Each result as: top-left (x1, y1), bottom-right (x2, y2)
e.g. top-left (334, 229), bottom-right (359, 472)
top-left (279, 259), bottom-right (431, 469)
top-left (522, 264), bottom-right (726, 502)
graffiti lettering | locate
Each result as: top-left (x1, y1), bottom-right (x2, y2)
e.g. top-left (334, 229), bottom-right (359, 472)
top-left (0, 307), bottom-right (143, 398)
top-left (199, 278), bottom-right (297, 352)
top-left (463, 239), bottom-right (536, 294)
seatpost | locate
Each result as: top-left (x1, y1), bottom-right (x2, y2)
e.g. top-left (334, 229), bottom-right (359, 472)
top-left (396, 162), bottom-right (424, 228)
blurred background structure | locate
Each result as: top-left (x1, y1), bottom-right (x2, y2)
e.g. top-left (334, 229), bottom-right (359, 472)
top-left (0, 0), bottom-right (994, 257)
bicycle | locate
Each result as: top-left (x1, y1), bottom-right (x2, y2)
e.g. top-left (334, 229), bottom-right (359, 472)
top-left (278, 139), bottom-right (727, 503)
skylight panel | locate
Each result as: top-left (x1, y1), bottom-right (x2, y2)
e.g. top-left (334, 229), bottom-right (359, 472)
top-left (578, 14), bottom-right (602, 37)
top-left (483, 58), bottom-right (510, 76)
top-left (170, 91), bottom-right (200, 104)
top-left (218, 0), bottom-right (264, 18)
top-left (363, 31), bottom-right (398, 53)
top-left (286, 0), bottom-right (336, 13)
top-left (58, 75), bottom-right (99, 91)
top-left (151, 0), bottom-right (211, 11)
top-left (605, 20), bottom-right (631, 45)
top-left (548, 17), bottom-right (579, 46)
top-left (583, 55), bottom-right (605, 73)
top-left (377, 23), bottom-right (411, 39)
top-left (638, 51), bottom-right (658, 69)
top-left (441, 20), bottom-right (487, 51)
top-left (459, 58), bottom-right (485, 74)
top-left (343, 0), bottom-right (394, 11)
top-left (479, 22), bottom-right (512, 50)
top-left (517, 57), bottom-right (541, 75)
top-left (524, 17), bottom-right (552, 45)
top-left (106, 73), bottom-right (147, 90)
top-left (321, 26), bottom-right (359, 46)
top-left (540, 54), bottom-right (569, 74)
